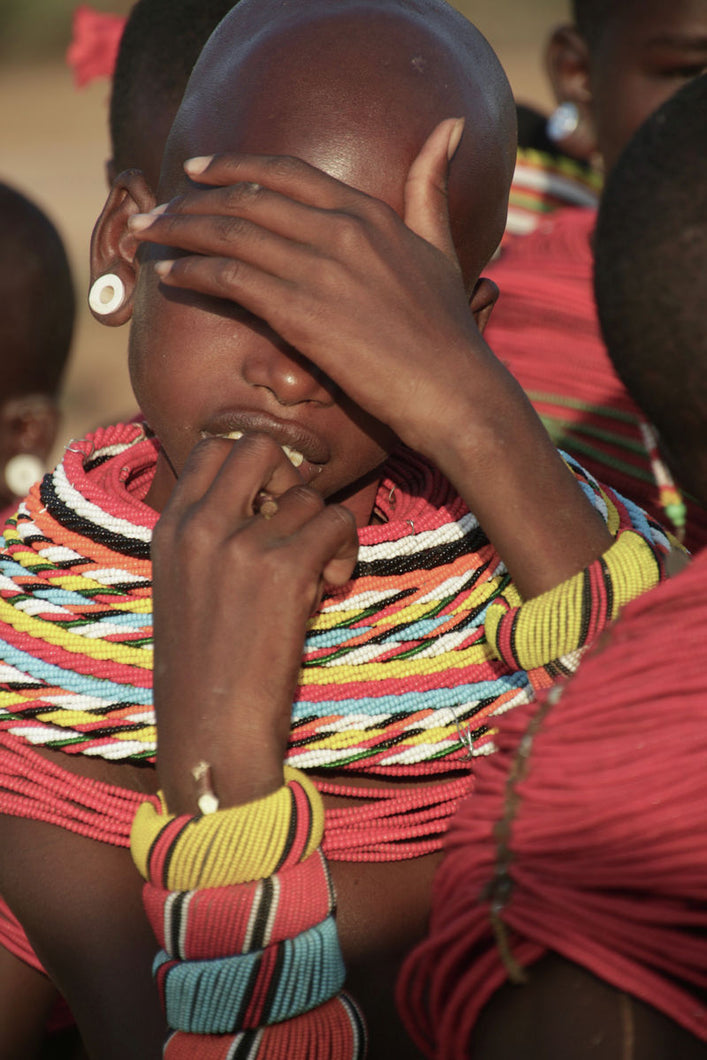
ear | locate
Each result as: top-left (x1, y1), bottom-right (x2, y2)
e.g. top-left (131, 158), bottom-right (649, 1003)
top-left (545, 25), bottom-right (599, 162)
top-left (90, 169), bottom-right (156, 327)
top-left (469, 277), bottom-right (498, 335)
top-left (0, 395), bottom-right (60, 463)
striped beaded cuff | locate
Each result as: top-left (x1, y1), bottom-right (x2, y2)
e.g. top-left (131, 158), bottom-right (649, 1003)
top-left (130, 766), bottom-right (324, 888)
top-left (162, 993), bottom-right (367, 1059)
top-left (485, 530), bottom-right (663, 671)
top-left (143, 848), bottom-right (336, 959)
top-left (154, 914), bottom-right (346, 1033)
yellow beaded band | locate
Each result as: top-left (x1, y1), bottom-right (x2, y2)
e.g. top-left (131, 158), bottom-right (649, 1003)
top-left (130, 766), bottom-right (325, 890)
top-left (485, 530), bottom-right (664, 671)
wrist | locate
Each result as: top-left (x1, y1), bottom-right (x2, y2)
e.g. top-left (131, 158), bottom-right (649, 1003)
top-left (157, 718), bottom-right (288, 814)
top-left (398, 335), bottom-right (529, 475)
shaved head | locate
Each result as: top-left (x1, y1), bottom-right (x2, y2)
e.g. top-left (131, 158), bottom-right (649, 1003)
top-left (163, 0), bottom-right (517, 284)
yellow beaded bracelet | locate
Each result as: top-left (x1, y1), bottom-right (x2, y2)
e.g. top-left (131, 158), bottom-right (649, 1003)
top-left (130, 766), bottom-right (325, 890)
top-left (485, 530), bottom-right (664, 671)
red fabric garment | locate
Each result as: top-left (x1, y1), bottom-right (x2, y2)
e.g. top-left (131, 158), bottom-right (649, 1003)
top-left (0, 895), bottom-right (73, 1030)
top-left (398, 548), bottom-right (707, 1057)
top-left (0, 892), bottom-right (42, 973)
top-left (484, 206), bottom-right (707, 553)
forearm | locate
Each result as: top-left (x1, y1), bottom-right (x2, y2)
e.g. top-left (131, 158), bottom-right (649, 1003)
top-left (415, 335), bottom-right (612, 600)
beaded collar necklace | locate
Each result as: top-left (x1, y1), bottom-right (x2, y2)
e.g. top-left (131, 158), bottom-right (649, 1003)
top-left (0, 423), bottom-right (532, 777)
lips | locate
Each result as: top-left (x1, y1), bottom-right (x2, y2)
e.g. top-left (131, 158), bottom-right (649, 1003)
top-left (201, 410), bottom-right (331, 470)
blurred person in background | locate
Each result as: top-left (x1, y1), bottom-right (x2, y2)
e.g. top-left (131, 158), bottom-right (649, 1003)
top-left (0, 181), bottom-right (74, 524)
top-left (485, 0), bottom-right (707, 551)
top-left (0, 183), bottom-right (75, 1054)
top-left (399, 74), bottom-right (707, 1060)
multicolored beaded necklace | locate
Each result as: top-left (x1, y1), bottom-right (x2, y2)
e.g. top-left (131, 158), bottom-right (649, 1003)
top-left (0, 422), bottom-right (535, 779)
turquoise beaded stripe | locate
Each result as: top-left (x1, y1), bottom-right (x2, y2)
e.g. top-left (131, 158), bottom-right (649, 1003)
top-left (155, 915), bottom-right (345, 1033)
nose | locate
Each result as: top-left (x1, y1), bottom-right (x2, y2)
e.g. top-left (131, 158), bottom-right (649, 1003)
top-left (242, 331), bottom-right (335, 407)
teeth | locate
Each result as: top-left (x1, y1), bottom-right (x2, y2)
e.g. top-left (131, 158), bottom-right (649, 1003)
top-left (223, 430), bottom-right (304, 467)
top-left (281, 444), bottom-right (304, 467)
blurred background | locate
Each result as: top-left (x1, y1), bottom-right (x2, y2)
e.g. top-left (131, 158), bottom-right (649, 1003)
top-left (1, 0), bottom-right (570, 459)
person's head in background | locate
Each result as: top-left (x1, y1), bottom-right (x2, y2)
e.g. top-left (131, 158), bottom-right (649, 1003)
top-left (545, 0), bottom-right (707, 172)
top-left (107, 0), bottom-right (240, 188)
top-left (595, 73), bottom-right (707, 508)
top-left (0, 182), bottom-right (74, 516)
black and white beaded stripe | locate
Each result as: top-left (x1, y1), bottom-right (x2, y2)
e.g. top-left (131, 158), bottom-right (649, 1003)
top-left (229, 1028), bottom-right (264, 1060)
top-left (243, 875), bottom-right (279, 952)
top-left (163, 889), bottom-right (193, 959)
top-left (83, 441), bottom-right (140, 473)
top-left (40, 464), bottom-right (151, 560)
top-left (341, 992), bottom-right (368, 1059)
top-left (354, 513), bottom-right (487, 578)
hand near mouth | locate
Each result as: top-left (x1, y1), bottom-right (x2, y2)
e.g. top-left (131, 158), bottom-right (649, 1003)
top-left (151, 430), bottom-right (358, 816)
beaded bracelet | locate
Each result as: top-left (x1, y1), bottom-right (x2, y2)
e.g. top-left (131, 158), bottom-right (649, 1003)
top-left (131, 766), bottom-right (324, 889)
top-left (143, 847), bottom-right (336, 959)
top-left (486, 529), bottom-right (664, 670)
top-left (162, 993), bottom-right (367, 1060)
top-left (154, 914), bottom-right (346, 1034)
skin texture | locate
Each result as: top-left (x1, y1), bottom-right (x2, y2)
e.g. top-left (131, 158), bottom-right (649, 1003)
top-left (472, 954), bottom-right (707, 1060)
top-left (0, 3), bottom-right (617, 1057)
top-left (546, 0), bottom-right (707, 171)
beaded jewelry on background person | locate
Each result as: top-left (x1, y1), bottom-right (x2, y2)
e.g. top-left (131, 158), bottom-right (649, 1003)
top-left (485, 0), bottom-right (707, 550)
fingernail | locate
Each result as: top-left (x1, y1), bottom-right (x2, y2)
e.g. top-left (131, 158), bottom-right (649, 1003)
top-left (154, 260), bottom-right (173, 278)
top-left (184, 155), bottom-right (214, 175)
top-left (447, 117), bottom-right (465, 161)
top-left (151, 202), bottom-right (169, 215)
top-left (127, 214), bottom-right (154, 232)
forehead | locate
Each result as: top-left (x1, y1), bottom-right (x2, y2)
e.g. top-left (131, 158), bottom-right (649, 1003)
top-left (159, 0), bottom-right (515, 282)
top-left (163, 3), bottom-right (505, 198)
top-left (597, 0), bottom-right (707, 49)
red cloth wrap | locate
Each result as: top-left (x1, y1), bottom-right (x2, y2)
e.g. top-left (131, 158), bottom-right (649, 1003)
top-left (398, 549), bottom-right (707, 1056)
top-left (485, 206), bottom-right (707, 552)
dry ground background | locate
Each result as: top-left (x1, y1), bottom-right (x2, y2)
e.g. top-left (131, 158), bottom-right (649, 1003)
top-left (1, 0), bottom-right (570, 462)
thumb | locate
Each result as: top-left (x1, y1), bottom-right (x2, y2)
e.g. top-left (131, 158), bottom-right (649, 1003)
top-left (403, 116), bottom-right (464, 263)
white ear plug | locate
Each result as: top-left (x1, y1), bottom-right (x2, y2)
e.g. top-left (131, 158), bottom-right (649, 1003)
top-left (4, 454), bottom-right (44, 498)
top-left (546, 102), bottom-right (580, 144)
top-left (88, 273), bottom-right (126, 316)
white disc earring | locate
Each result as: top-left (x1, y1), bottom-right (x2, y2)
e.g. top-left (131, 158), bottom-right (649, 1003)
top-left (88, 273), bottom-right (126, 316)
top-left (4, 454), bottom-right (45, 498)
top-left (546, 102), bottom-right (580, 144)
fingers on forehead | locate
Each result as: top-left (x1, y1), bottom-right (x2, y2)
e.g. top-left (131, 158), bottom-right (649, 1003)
top-left (184, 153), bottom-right (349, 208)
